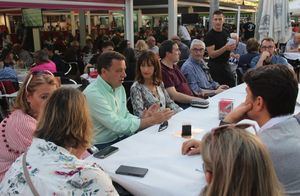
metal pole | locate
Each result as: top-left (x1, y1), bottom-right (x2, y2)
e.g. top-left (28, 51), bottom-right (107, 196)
top-left (79, 10), bottom-right (86, 48)
top-left (125, 0), bottom-right (134, 47)
top-left (209, 0), bottom-right (219, 30)
top-left (237, 6), bottom-right (241, 37)
top-left (168, 0), bottom-right (178, 39)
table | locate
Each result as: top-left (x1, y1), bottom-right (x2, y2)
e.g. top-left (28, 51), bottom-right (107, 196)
top-left (81, 73), bottom-right (97, 84)
top-left (86, 83), bottom-right (300, 196)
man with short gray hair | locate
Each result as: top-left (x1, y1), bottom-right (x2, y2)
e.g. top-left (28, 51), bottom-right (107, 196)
top-left (181, 39), bottom-right (229, 97)
top-left (147, 36), bottom-right (159, 54)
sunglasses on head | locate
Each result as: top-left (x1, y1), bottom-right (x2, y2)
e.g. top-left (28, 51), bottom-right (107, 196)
top-left (25, 70), bottom-right (54, 94)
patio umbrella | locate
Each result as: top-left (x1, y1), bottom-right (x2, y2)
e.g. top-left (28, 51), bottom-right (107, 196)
top-left (256, 0), bottom-right (292, 43)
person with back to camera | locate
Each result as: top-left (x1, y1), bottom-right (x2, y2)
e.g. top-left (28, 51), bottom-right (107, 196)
top-left (199, 125), bottom-right (284, 196)
top-left (130, 51), bottom-right (182, 117)
top-left (0, 70), bottom-right (58, 181)
top-left (0, 88), bottom-right (118, 195)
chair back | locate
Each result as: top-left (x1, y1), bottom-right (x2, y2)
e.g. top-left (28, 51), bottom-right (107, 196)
top-left (0, 80), bottom-right (19, 119)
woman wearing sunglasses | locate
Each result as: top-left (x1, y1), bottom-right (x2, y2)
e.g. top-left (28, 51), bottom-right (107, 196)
top-left (130, 51), bottom-right (182, 117)
top-left (184, 125), bottom-right (284, 196)
top-left (0, 71), bottom-right (58, 181)
top-left (0, 88), bottom-right (118, 195)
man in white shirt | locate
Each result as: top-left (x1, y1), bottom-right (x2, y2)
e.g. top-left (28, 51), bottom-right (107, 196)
top-left (285, 33), bottom-right (300, 52)
top-left (147, 36), bottom-right (159, 54)
top-left (178, 21), bottom-right (191, 47)
top-left (182, 64), bottom-right (300, 195)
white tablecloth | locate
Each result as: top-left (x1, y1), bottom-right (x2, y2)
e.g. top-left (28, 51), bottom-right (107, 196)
top-left (284, 52), bottom-right (300, 60)
top-left (81, 73), bottom-right (97, 83)
top-left (86, 83), bottom-right (300, 196)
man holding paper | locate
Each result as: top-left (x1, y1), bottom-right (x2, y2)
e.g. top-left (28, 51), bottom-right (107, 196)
top-left (204, 10), bottom-right (236, 87)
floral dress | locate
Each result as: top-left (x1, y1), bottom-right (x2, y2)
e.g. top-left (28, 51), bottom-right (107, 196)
top-left (0, 138), bottom-right (118, 196)
top-left (130, 81), bottom-right (182, 117)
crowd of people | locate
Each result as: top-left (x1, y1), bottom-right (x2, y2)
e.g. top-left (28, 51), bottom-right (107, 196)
top-left (0, 9), bottom-right (299, 196)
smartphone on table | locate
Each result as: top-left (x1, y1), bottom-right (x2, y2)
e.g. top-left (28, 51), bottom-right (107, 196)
top-left (115, 165), bottom-right (148, 177)
top-left (93, 146), bottom-right (119, 159)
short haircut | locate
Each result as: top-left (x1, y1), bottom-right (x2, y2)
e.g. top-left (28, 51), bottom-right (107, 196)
top-left (261, 37), bottom-right (275, 45)
top-left (243, 64), bottom-right (298, 117)
top-left (102, 40), bottom-right (115, 50)
top-left (213, 10), bottom-right (224, 16)
top-left (246, 38), bottom-right (260, 53)
top-left (135, 51), bottom-right (162, 85)
top-left (96, 51), bottom-right (126, 74)
top-left (190, 39), bottom-right (205, 49)
top-left (159, 40), bottom-right (176, 59)
top-left (34, 49), bottom-right (49, 64)
top-left (35, 87), bottom-right (93, 150)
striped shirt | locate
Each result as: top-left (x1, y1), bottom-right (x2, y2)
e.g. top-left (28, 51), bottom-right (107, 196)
top-left (0, 109), bottom-right (36, 181)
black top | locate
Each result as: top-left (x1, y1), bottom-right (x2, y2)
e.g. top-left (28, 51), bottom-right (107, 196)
top-left (242, 22), bottom-right (256, 40)
top-left (204, 29), bottom-right (230, 63)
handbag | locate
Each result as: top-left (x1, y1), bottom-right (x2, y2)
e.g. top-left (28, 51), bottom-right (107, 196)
top-left (22, 150), bottom-right (40, 196)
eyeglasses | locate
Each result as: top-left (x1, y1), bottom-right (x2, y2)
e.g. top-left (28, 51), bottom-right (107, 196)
top-left (211, 123), bottom-right (257, 143)
top-left (260, 46), bottom-right (274, 50)
top-left (192, 48), bottom-right (205, 52)
top-left (25, 70), bottom-right (54, 94)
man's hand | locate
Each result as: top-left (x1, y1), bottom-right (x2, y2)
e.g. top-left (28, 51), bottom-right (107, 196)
top-left (260, 51), bottom-right (271, 62)
top-left (151, 108), bottom-right (174, 124)
top-left (223, 102), bottom-right (253, 123)
top-left (141, 104), bottom-right (160, 118)
top-left (225, 43), bottom-right (236, 51)
top-left (218, 85), bottom-right (229, 90)
top-left (182, 139), bottom-right (202, 155)
top-left (215, 85), bottom-right (229, 94)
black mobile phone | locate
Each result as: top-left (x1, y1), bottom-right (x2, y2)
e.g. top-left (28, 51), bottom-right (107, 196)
top-left (115, 165), bottom-right (148, 177)
top-left (182, 124), bottom-right (192, 137)
top-left (93, 146), bottom-right (119, 159)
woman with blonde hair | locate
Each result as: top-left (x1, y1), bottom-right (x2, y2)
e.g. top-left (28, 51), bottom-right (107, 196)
top-left (201, 125), bottom-right (284, 196)
top-left (0, 88), bottom-right (118, 195)
top-left (134, 39), bottom-right (149, 59)
top-left (0, 70), bottom-right (58, 181)
top-left (131, 51), bottom-right (181, 117)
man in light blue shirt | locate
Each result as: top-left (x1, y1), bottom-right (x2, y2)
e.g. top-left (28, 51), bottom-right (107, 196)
top-left (181, 39), bottom-right (229, 97)
top-left (83, 51), bottom-right (173, 149)
top-left (250, 37), bottom-right (291, 68)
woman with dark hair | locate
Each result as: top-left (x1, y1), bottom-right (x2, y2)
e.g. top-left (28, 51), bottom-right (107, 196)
top-left (116, 39), bottom-right (136, 81)
top-left (130, 51), bottom-right (182, 117)
top-left (0, 88), bottom-right (118, 195)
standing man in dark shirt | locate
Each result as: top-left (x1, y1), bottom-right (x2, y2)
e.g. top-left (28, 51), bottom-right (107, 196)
top-left (204, 10), bottom-right (236, 87)
top-left (242, 17), bottom-right (256, 41)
